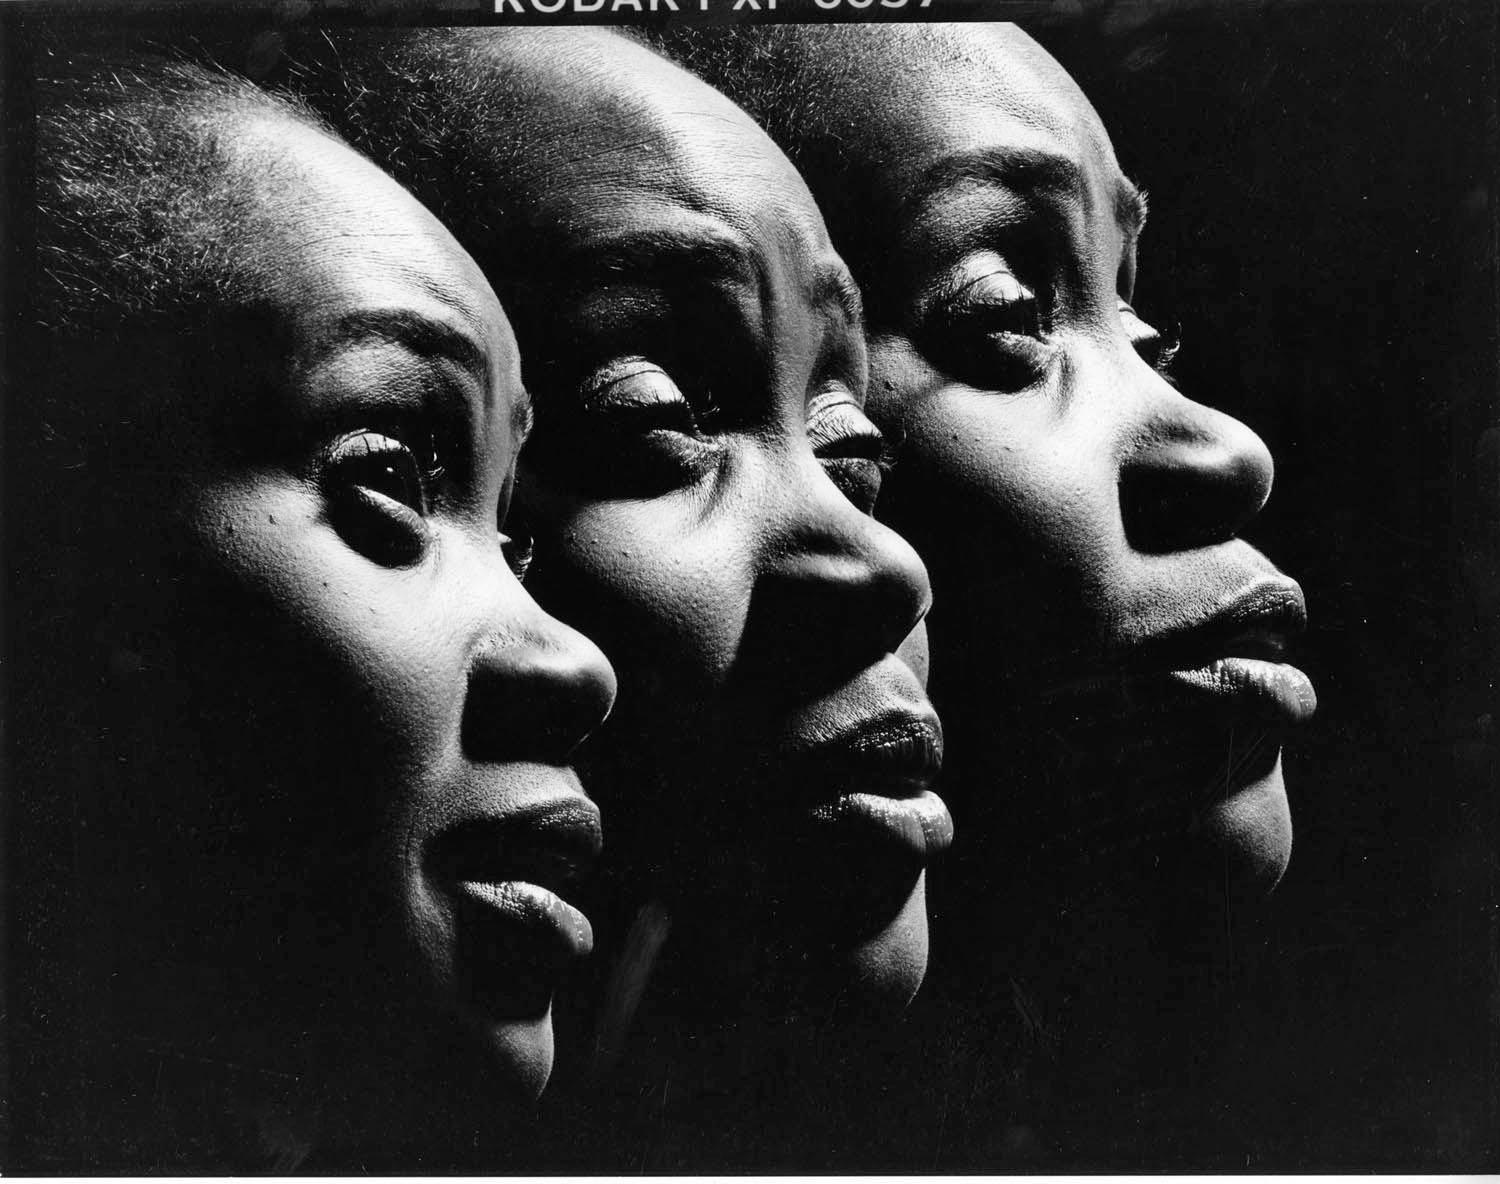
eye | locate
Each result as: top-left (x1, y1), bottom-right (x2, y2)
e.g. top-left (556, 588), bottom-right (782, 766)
top-left (322, 429), bottom-right (442, 566)
top-left (526, 356), bottom-right (723, 497)
top-left (807, 389), bottom-right (894, 515)
top-left (948, 269), bottom-right (1042, 338)
top-left (327, 429), bottom-right (432, 511)
top-left (924, 265), bottom-right (1056, 390)
top-left (1119, 299), bottom-right (1181, 383)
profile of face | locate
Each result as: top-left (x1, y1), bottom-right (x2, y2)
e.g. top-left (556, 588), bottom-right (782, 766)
top-left (333, 31), bottom-right (950, 1018)
top-left (79, 108), bottom-right (617, 1134)
top-left (771, 26), bottom-right (1315, 902)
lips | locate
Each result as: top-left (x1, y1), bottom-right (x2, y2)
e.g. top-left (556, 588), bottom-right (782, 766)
top-left (1145, 578), bottom-right (1317, 727)
top-left (428, 789), bottom-right (602, 1017)
top-left (785, 710), bottom-right (953, 862)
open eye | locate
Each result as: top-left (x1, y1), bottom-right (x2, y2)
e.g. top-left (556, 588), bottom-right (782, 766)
top-left (327, 429), bottom-right (431, 512)
top-left (322, 429), bottom-right (440, 566)
top-left (807, 389), bottom-right (894, 515)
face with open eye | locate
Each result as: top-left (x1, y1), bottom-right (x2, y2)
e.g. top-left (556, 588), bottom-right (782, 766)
top-left (395, 31), bottom-right (948, 1017)
top-left (101, 114), bottom-right (617, 1131)
top-left (778, 25), bottom-right (1314, 904)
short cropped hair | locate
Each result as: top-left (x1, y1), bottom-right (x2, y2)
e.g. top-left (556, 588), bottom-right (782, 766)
top-left (278, 29), bottom-right (551, 237)
top-left (29, 52), bottom-right (335, 461)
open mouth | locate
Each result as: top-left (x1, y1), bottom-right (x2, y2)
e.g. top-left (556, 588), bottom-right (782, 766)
top-left (428, 794), bottom-right (602, 1018)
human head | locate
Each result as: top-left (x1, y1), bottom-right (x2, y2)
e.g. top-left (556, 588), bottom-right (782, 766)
top-left (660, 25), bottom-right (1315, 915)
top-left (280, 28), bottom-right (949, 1032)
top-left (26, 53), bottom-right (617, 1165)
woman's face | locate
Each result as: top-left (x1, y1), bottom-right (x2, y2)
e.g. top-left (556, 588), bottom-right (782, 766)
top-left (442, 34), bottom-right (948, 1008)
top-left (797, 26), bottom-right (1314, 895)
top-left (115, 116), bottom-right (616, 1110)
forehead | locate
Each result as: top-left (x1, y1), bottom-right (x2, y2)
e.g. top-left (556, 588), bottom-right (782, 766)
top-left (829, 26), bottom-right (1127, 218)
top-left (234, 116), bottom-right (510, 364)
top-left (477, 33), bottom-right (837, 272)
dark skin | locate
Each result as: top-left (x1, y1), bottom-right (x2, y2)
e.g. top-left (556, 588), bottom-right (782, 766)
top-left (339, 31), bottom-right (950, 1055)
top-left (696, 27), bottom-right (1320, 1144)
top-left (768, 24), bottom-right (1315, 909)
top-left (59, 110), bottom-right (616, 1166)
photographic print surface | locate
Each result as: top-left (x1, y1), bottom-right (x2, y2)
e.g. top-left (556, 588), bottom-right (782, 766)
top-left (2, 0), bottom-right (1496, 1173)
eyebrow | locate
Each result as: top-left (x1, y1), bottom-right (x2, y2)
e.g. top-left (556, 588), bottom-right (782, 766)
top-left (512, 387), bottom-right (535, 447)
top-left (815, 261), bottom-right (865, 329)
top-left (580, 229), bottom-right (864, 328)
top-left (580, 229), bottom-right (756, 292)
top-left (1117, 178), bottom-right (1149, 239)
top-left (907, 146), bottom-right (1150, 237)
top-left (326, 308), bottom-right (490, 384)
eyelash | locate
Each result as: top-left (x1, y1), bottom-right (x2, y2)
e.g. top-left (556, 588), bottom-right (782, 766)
top-left (321, 427), bottom-right (449, 567)
top-left (1120, 301), bottom-right (1183, 385)
top-left (325, 428), bottom-right (446, 513)
top-left (501, 528), bottom-right (534, 583)
top-left (948, 275), bottom-right (1043, 340)
top-left (808, 398), bottom-right (896, 514)
top-left (925, 270), bottom-right (1055, 390)
top-left (525, 355), bottom-right (723, 495)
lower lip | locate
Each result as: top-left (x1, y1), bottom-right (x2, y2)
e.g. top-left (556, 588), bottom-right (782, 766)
top-left (454, 879), bottom-right (594, 960)
top-left (810, 788), bottom-right (954, 860)
top-left (1165, 657), bottom-right (1317, 725)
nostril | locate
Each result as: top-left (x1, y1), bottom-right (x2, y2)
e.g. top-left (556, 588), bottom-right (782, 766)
top-left (1120, 411), bottom-right (1274, 554)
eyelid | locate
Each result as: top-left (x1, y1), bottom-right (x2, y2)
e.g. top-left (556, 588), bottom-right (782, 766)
top-left (1118, 299), bottom-right (1182, 379)
top-left (1117, 298), bottom-right (1156, 346)
top-left (806, 388), bottom-right (893, 465)
top-left (946, 267), bottom-right (1033, 307)
top-left (323, 428), bottom-right (438, 506)
top-left (579, 357), bottom-right (681, 411)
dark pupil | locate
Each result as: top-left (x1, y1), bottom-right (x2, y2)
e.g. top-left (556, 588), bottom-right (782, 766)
top-left (355, 447), bottom-right (423, 509)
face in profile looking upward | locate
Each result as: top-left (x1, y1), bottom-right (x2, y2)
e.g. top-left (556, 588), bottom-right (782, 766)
top-left (288, 28), bottom-right (951, 1037)
top-left (671, 25), bottom-right (1315, 925)
top-left (37, 77), bottom-right (617, 1158)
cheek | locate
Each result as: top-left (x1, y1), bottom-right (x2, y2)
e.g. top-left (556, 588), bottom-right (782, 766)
top-left (889, 387), bottom-right (1123, 576)
top-left (178, 479), bottom-right (461, 852)
top-left (871, 373), bottom-right (1137, 680)
top-left (531, 498), bottom-right (755, 711)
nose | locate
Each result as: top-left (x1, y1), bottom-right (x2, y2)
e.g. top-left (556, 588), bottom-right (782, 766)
top-left (750, 455), bottom-right (933, 679)
top-left (463, 592), bottom-right (618, 765)
top-left (1118, 376), bottom-right (1275, 554)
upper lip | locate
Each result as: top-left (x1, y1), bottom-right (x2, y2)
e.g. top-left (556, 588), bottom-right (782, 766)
top-left (783, 709), bottom-right (945, 795)
top-left (428, 793), bottom-right (603, 895)
top-left (1133, 578), bottom-right (1307, 672)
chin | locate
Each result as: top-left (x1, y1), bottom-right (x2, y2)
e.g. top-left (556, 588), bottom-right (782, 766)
top-left (838, 871), bottom-right (931, 1012)
top-left (480, 1010), bottom-right (556, 1099)
top-left (1192, 750), bottom-right (1294, 896)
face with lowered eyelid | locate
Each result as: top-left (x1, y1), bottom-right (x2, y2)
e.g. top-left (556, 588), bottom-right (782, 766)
top-left (742, 24), bottom-right (1311, 906)
top-left (73, 112), bottom-right (617, 1152)
top-left (305, 29), bottom-right (946, 1026)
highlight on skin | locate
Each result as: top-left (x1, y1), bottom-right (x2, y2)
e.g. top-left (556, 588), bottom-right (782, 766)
top-left (274, 27), bottom-right (950, 1077)
top-left (18, 53), bottom-right (617, 1171)
top-left (656, 20), bottom-right (1315, 908)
